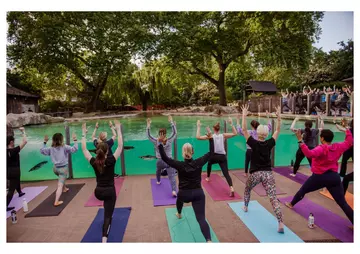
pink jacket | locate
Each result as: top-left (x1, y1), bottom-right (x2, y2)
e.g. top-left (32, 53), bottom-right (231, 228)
top-left (300, 130), bottom-right (353, 175)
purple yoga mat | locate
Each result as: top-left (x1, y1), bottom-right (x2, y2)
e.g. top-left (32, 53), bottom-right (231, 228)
top-left (272, 167), bottom-right (309, 185)
top-left (7, 186), bottom-right (48, 218)
top-left (279, 196), bottom-right (353, 242)
top-left (85, 178), bottom-right (124, 207)
top-left (233, 172), bottom-right (286, 196)
top-left (201, 174), bottom-right (241, 201)
top-left (151, 178), bottom-right (177, 206)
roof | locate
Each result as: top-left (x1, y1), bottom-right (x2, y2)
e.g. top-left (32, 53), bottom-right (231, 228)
top-left (342, 77), bottom-right (353, 82)
top-left (7, 84), bottom-right (40, 98)
top-left (246, 81), bottom-right (277, 92)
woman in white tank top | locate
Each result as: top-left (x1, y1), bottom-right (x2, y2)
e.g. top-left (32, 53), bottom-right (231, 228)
top-left (196, 118), bottom-right (237, 197)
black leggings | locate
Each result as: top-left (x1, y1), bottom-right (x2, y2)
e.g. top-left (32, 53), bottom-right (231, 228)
top-left (7, 176), bottom-right (22, 207)
top-left (176, 188), bottom-right (211, 241)
top-left (342, 172), bottom-right (353, 194)
top-left (340, 147), bottom-right (353, 177)
top-left (207, 154), bottom-right (233, 187)
top-left (291, 170), bottom-right (353, 224)
top-left (95, 186), bottom-right (116, 237)
top-left (245, 149), bottom-right (252, 174)
top-left (293, 147), bottom-right (313, 174)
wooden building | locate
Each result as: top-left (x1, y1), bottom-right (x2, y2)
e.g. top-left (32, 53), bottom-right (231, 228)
top-left (7, 83), bottom-right (40, 114)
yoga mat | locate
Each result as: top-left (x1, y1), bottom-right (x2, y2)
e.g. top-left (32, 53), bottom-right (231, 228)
top-left (228, 201), bottom-right (303, 243)
top-left (319, 189), bottom-right (354, 209)
top-left (233, 172), bottom-right (286, 196)
top-left (272, 167), bottom-right (309, 185)
top-left (165, 206), bottom-right (219, 242)
top-left (279, 196), bottom-right (353, 242)
top-left (6, 186), bottom-right (48, 219)
top-left (201, 174), bottom-right (241, 201)
top-left (151, 178), bottom-right (177, 206)
top-left (81, 207), bottom-right (131, 243)
top-left (25, 183), bottom-right (85, 218)
top-left (85, 178), bottom-right (124, 207)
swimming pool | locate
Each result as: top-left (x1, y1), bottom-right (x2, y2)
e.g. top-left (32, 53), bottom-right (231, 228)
top-left (15, 113), bottom-right (346, 181)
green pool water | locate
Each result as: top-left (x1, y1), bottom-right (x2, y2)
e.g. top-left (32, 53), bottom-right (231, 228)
top-left (14, 113), bottom-right (346, 181)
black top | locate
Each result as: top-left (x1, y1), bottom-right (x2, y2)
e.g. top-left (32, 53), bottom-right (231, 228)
top-left (247, 136), bottom-right (276, 174)
top-left (158, 138), bottom-right (214, 190)
top-left (7, 146), bottom-right (21, 178)
top-left (90, 155), bottom-right (116, 187)
top-left (93, 139), bottom-right (114, 156)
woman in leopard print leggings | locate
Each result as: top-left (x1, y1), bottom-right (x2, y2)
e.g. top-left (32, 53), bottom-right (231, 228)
top-left (240, 104), bottom-right (284, 233)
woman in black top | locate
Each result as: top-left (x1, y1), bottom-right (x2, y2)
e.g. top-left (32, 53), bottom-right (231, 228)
top-left (241, 105), bottom-right (284, 233)
top-left (7, 127), bottom-right (27, 211)
top-left (158, 126), bottom-right (214, 243)
top-left (81, 121), bottom-right (123, 243)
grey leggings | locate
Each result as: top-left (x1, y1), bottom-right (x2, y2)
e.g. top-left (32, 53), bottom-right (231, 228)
top-left (156, 159), bottom-right (177, 192)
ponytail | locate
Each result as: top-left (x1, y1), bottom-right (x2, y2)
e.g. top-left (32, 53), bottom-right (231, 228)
top-left (94, 142), bottom-right (108, 173)
top-left (304, 120), bottom-right (313, 142)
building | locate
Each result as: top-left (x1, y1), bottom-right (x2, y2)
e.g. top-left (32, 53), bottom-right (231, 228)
top-left (244, 81), bottom-right (279, 113)
top-left (342, 77), bottom-right (353, 87)
top-left (7, 83), bottom-right (40, 114)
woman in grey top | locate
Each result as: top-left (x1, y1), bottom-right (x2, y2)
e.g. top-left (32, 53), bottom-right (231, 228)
top-left (290, 115), bottom-right (324, 176)
top-left (146, 115), bottom-right (178, 197)
top-left (40, 132), bottom-right (78, 206)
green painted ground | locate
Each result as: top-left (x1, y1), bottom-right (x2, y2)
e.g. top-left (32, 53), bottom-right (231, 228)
top-left (14, 114), bottom-right (346, 181)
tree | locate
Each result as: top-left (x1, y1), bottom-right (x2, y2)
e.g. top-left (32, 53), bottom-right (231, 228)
top-left (142, 12), bottom-right (323, 105)
top-left (7, 12), bottom-right (145, 111)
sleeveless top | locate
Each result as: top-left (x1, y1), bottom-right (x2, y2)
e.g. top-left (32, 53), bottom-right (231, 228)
top-left (213, 133), bottom-right (226, 155)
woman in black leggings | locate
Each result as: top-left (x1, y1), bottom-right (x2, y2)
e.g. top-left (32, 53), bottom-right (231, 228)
top-left (81, 121), bottom-right (123, 243)
top-left (336, 119), bottom-right (353, 178)
top-left (158, 125), bottom-right (214, 242)
top-left (290, 116), bottom-right (324, 176)
top-left (285, 128), bottom-right (354, 225)
top-left (196, 118), bottom-right (237, 197)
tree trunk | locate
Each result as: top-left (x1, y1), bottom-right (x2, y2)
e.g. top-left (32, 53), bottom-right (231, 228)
top-left (218, 67), bottom-right (227, 106)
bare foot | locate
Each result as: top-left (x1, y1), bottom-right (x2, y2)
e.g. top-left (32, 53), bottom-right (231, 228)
top-left (63, 187), bottom-right (69, 193)
top-left (289, 173), bottom-right (296, 177)
top-left (172, 191), bottom-right (177, 197)
top-left (175, 213), bottom-right (182, 219)
top-left (205, 177), bottom-right (210, 182)
top-left (102, 236), bottom-right (108, 243)
top-left (243, 173), bottom-right (248, 177)
top-left (230, 187), bottom-right (235, 197)
top-left (285, 202), bottom-right (293, 209)
top-left (242, 206), bottom-right (248, 212)
top-left (206, 240), bottom-right (212, 243)
top-left (54, 201), bottom-right (64, 207)
top-left (278, 222), bottom-right (284, 233)
top-left (156, 181), bottom-right (161, 185)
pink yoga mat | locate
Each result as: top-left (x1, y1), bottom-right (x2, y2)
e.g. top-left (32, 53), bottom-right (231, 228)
top-left (233, 172), bottom-right (286, 196)
top-left (85, 178), bottom-right (124, 207)
top-left (201, 174), bottom-right (241, 201)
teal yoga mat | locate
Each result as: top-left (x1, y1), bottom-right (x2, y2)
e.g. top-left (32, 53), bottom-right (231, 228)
top-left (165, 206), bottom-right (219, 242)
top-left (228, 201), bottom-right (303, 243)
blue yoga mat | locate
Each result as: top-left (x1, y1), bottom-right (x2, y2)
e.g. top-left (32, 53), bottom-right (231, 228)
top-left (81, 207), bottom-right (131, 243)
top-left (228, 201), bottom-right (303, 243)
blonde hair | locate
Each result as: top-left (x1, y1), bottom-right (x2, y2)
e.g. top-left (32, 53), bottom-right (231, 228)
top-left (99, 132), bottom-right (108, 142)
top-left (256, 125), bottom-right (269, 139)
top-left (182, 143), bottom-right (194, 159)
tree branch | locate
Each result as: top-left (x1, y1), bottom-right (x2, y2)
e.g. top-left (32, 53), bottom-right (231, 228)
top-left (224, 39), bottom-right (252, 67)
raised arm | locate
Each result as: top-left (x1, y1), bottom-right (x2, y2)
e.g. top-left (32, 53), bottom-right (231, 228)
top-left (81, 123), bottom-right (92, 162)
top-left (109, 121), bottom-right (117, 140)
top-left (290, 117), bottom-right (299, 132)
top-left (223, 117), bottom-right (237, 139)
top-left (236, 114), bottom-right (245, 136)
top-left (194, 135), bottom-right (214, 167)
top-left (196, 120), bottom-right (210, 140)
top-left (265, 110), bottom-right (272, 132)
top-left (146, 118), bottom-right (157, 144)
top-left (272, 106), bottom-right (281, 141)
top-left (167, 115), bottom-right (177, 142)
top-left (241, 104), bottom-right (251, 141)
top-left (40, 135), bottom-right (51, 156)
top-left (18, 127), bottom-right (28, 150)
top-left (158, 140), bottom-right (183, 171)
top-left (113, 120), bottom-right (123, 160)
top-left (317, 113), bottom-right (324, 133)
top-left (92, 122), bottom-right (99, 140)
top-left (333, 116), bottom-right (346, 132)
top-left (64, 132), bottom-right (78, 154)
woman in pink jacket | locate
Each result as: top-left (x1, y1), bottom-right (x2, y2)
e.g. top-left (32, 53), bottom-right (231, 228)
top-left (285, 128), bottom-right (353, 225)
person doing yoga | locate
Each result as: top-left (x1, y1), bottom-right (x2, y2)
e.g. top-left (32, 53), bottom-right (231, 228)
top-left (290, 115), bottom-right (324, 176)
top-left (81, 121), bottom-right (123, 243)
top-left (285, 128), bottom-right (354, 225)
top-left (147, 115), bottom-right (178, 197)
top-left (237, 110), bottom-right (272, 177)
top-left (241, 105), bottom-right (285, 233)
top-left (92, 121), bottom-right (120, 178)
top-left (158, 123), bottom-right (214, 242)
top-left (196, 117), bottom-right (237, 197)
top-left (7, 127), bottom-right (27, 211)
top-left (40, 132), bottom-right (78, 206)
